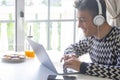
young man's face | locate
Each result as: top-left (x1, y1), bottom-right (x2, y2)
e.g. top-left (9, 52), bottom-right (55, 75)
top-left (77, 10), bottom-right (97, 37)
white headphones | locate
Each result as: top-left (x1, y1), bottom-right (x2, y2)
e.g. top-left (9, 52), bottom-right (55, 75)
top-left (93, 0), bottom-right (105, 26)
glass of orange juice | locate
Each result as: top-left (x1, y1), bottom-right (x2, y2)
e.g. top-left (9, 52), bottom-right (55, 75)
top-left (25, 50), bottom-right (35, 58)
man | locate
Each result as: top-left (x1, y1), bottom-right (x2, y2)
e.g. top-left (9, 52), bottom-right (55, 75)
top-left (61, 0), bottom-right (120, 80)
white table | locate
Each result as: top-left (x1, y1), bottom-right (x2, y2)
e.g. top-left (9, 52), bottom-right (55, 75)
top-left (0, 51), bottom-right (111, 80)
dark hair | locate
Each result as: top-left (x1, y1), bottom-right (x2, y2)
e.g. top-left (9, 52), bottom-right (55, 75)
top-left (74, 0), bottom-right (106, 20)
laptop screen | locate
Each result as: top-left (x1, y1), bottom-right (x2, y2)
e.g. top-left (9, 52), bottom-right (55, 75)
top-left (27, 38), bottom-right (57, 74)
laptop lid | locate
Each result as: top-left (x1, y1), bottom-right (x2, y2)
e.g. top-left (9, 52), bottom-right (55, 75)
top-left (27, 38), bottom-right (79, 75)
top-left (27, 38), bottom-right (58, 74)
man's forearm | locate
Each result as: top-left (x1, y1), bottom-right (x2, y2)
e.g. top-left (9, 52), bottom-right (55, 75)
top-left (79, 62), bottom-right (120, 80)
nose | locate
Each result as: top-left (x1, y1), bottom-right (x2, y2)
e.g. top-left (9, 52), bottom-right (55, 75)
top-left (78, 23), bottom-right (81, 28)
top-left (78, 21), bottom-right (83, 28)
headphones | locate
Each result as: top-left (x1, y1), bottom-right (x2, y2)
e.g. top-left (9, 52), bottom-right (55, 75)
top-left (93, 0), bottom-right (105, 26)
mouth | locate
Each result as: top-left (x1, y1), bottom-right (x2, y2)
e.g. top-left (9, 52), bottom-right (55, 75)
top-left (81, 28), bottom-right (86, 32)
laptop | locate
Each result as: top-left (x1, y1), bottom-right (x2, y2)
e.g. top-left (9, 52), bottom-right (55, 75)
top-left (27, 38), bottom-right (79, 75)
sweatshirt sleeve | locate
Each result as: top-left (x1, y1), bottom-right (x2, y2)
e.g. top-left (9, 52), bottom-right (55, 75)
top-left (64, 38), bottom-right (91, 56)
top-left (79, 62), bottom-right (120, 80)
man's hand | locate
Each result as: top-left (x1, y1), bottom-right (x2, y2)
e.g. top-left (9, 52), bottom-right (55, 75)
top-left (60, 53), bottom-right (77, 63)
top-left (63, 57), bottom-right (81, 71)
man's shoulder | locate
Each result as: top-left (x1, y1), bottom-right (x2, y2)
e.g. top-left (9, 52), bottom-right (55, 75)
top-left (112, 26), bottom-right (120, 38)
top-left (80, 36), bottom-right (94, 44)
top-left (113, 26), bottom-right (120, 31)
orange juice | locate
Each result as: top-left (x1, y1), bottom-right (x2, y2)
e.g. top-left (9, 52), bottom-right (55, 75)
top-left (25, 50), bottom-right (35, 58)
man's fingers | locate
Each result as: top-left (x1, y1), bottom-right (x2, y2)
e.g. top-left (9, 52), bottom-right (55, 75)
top-left (64, 58), bottom-right (73, 65)
top-left (63, 58), bottom-right (80, 71)
top-left (63, 61), bottom-right (73, 69)
top-left (72, 54), bottom-right (77, 57)
top-left (60, 57), bottom-right (64, 62)
top-left (60, 54), bottom-right (69, 62)
top-left (60, 53), bottom-right (77, 62)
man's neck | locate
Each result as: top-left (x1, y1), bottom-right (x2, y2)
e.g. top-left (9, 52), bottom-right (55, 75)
top-left (95, 23), bottom-right (112, 40)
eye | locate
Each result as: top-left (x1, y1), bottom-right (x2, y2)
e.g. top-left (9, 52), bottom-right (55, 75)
top-left (78, 17), bottom-right (86, 22)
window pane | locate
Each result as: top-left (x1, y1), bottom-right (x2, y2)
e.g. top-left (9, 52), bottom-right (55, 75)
top-left (0, 0), bottom-right (15, 6)
top-left (50, 0), bottom-right (75, 19)
top-left (50, 22), bottom-right (74, 51)
top-left (25, 21), bottom-right (74, 52)
top-left (25, 0), bottom-right (48, 20)
top-left (25, 22), bottom-right (48, 49)
top-left (0, 0), bottom-right (15, 51)
top-left (0, 4), bottom-right (15, 20)
top-left (24, 0), bottom-right (76, 52)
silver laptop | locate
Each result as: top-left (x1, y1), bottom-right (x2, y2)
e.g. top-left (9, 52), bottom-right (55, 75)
top-left (27, 38), bottom-right (78, 75)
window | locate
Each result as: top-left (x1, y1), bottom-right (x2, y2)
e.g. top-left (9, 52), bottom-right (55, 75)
top-left (24, 0), bottom-right (83, 52)
top-left (0, 0), bottom-right (24, 52)
top-left (0, 0), bottom-right (15, 51)
top-left (0, 0), bottom-right (84, 52)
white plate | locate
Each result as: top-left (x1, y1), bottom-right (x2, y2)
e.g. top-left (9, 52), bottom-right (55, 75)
top-left (2, 54), bottom-right (26, 63)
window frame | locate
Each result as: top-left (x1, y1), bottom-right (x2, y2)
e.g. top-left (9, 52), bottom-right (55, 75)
top-left (15, 0), bottom-right (24, 51)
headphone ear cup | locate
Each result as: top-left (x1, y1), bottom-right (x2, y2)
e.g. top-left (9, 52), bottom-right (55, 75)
top-left (93, 15), bottom-right (105, 26)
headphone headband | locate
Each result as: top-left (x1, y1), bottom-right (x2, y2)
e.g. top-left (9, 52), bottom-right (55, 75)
top-left (96, 0), bottom-right (102, 15)
top-left (93, 0), bottom-right (105, 26)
